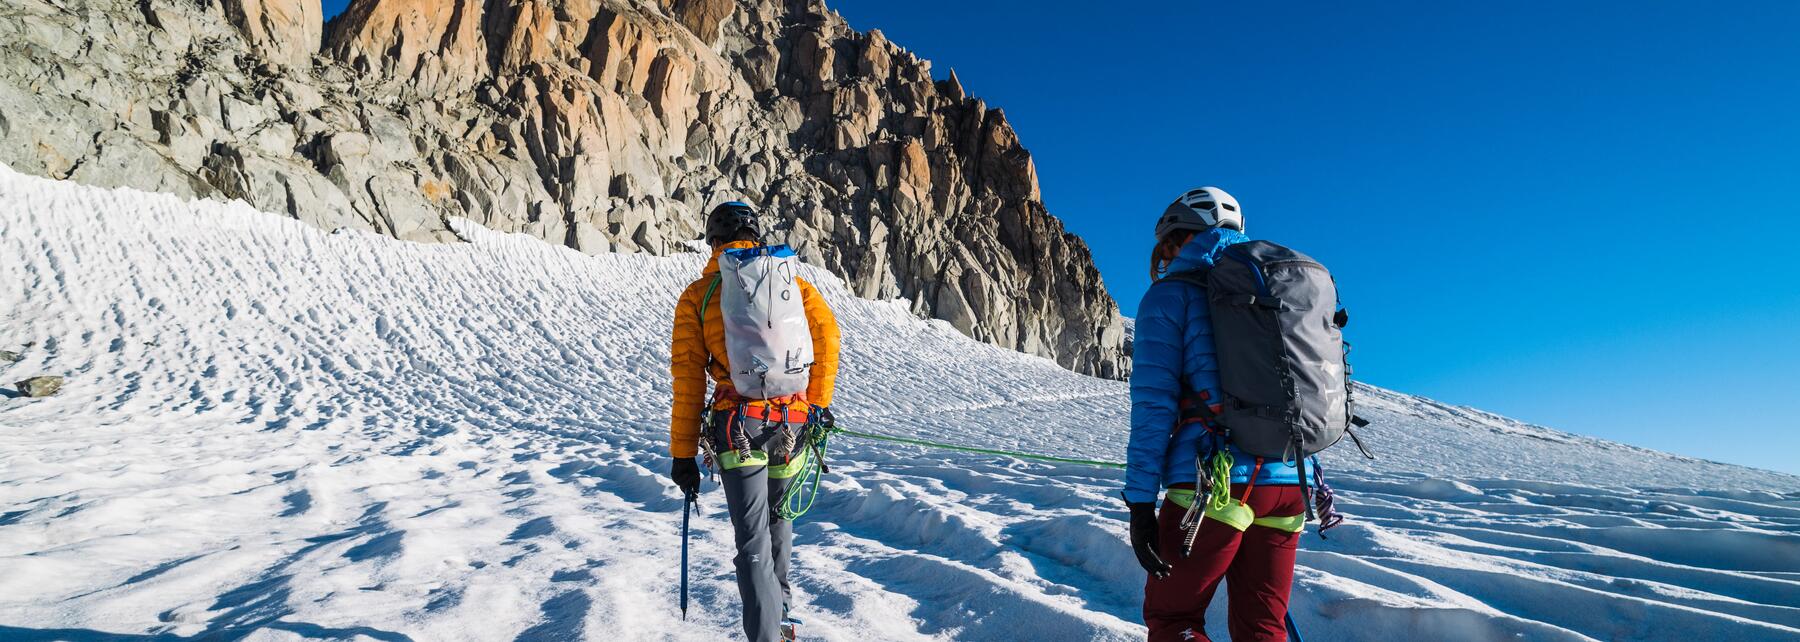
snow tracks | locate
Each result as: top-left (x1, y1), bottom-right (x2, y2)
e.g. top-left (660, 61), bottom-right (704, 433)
top-left (2, 168), bottom-right (1797, 640)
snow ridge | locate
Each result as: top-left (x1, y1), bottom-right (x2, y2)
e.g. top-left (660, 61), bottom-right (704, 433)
top-left (2, 167), bottom-right (1797, 641)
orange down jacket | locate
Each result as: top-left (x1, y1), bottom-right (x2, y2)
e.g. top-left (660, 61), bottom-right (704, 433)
top-left (669, 241), bottom-right (841, 458)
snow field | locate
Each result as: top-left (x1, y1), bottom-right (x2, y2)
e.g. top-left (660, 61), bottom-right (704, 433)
top-left (1, 166), bottom-right (1797, 641)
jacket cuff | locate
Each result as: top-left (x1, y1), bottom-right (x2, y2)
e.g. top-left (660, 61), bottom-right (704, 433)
top-left (1122, 488), bottom-right (1160, 504)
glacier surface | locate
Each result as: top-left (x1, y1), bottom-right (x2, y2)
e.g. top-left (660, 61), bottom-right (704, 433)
top-left (2, 166), bottom-right (1797, 640)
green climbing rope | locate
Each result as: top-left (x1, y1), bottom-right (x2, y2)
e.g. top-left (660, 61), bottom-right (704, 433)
top-left (837, 428), bottom-right (1126, 469)
top-left (769, 422), bottom-right (1129, 521)
top-left (775, 422), bottom-right (835, 521)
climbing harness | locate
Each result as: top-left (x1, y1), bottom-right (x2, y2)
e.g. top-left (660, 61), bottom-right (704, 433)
top-left (698, 399), bottom-right (840, 522)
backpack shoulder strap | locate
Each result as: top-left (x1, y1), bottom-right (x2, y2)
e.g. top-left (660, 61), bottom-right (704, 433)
top-left (698, 275), bottom-right (721, 370)
top-left (1220, 245), bottom-right (1270, 295)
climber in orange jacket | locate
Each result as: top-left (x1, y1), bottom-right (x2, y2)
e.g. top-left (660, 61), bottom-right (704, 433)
top-left (668, 201), bottom-right (839, 642)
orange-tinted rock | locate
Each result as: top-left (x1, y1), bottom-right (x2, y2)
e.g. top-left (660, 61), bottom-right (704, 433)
top-left (326, 0), bottom-right (486, 94)
top-left (671, 0), bottom-right (736, 44)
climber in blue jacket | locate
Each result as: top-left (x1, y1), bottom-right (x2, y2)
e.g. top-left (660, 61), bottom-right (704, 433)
top-left (1125, 186), bottom-right (1317, 642)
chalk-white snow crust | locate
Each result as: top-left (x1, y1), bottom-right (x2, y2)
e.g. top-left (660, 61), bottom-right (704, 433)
top-left (2, 166), bottom-right (1797, 641)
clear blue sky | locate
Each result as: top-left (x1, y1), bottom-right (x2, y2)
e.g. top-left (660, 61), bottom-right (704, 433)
top-left (319, 2), bottom-right (1800, 475)
top-left (824, 1), bottom-right (1800, 476)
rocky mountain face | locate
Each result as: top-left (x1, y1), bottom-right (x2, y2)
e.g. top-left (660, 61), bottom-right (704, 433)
top-left (0, 0), bottom-right (1129, 378)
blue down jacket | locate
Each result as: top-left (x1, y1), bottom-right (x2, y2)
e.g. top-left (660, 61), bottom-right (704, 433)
top-left (1123, 227), bottom-right (1316, 504)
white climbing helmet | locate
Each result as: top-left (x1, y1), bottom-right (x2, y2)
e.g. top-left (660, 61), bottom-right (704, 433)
top-left (1155, 186), bottom-right (1243, 238)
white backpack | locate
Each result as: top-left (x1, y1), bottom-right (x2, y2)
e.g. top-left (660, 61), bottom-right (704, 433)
top-left (703, 244), bottom-right (814, 399)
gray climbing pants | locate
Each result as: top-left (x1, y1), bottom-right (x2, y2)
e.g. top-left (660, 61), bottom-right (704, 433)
top-left (721, 463), bottom-right (794, 642)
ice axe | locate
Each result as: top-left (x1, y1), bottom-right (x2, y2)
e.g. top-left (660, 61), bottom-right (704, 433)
top-left (680, 490), bottom-right (697, 620)
top-left (1286, 613), bottom-right (1305, 642)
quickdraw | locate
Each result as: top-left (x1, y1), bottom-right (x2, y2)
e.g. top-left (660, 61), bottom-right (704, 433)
top-left (1178, 435), bottom-right (1235, 557)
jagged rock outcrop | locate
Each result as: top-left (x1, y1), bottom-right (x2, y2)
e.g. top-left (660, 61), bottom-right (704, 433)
top-left (0, 0), bottom-right (1129, 378)
top-left (224, 0), bottom-right (323, 68)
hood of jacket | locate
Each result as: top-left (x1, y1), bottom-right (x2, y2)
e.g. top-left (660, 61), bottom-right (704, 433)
top-left (1167, 226), bottom-right (1251, 273)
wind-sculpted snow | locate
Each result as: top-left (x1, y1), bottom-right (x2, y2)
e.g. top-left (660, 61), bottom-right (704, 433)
top-left (1, 167), bottom-right (1797, 640)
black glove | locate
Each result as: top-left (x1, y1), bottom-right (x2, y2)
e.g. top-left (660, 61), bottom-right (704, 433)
top-left (671, 457), bottom-right (701, 499)
top-left (1129, 502), bottom-right (1172, 579)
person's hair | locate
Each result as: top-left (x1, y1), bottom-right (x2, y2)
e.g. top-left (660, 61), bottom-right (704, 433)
top-left (1150, 231), bottom-right (1196, 281)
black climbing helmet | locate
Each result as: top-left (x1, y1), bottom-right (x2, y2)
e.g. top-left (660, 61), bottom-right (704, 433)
top-left (705, 201), bottom-right (762, 245)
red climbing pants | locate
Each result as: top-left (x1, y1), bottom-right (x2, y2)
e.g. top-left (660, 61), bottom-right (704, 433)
top-left (1143, 484), bottom-right (1304, 642)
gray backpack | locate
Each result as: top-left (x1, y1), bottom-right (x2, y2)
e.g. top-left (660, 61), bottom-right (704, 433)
top-left (707, 244), bottom-right (814, 399)
top-left (1165, 241), bottom-right (1370, 463)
